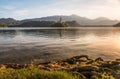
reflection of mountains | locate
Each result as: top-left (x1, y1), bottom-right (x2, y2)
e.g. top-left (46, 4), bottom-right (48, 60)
top-left (1, 28), bottom-right (120, 39)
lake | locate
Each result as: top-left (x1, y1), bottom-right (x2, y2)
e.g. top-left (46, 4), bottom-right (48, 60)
top-left (0, 27), bottom-right (120, 64)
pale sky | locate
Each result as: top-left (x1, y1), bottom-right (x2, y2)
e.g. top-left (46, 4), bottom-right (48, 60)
top-left (0, 0), bottom-right (120, 20)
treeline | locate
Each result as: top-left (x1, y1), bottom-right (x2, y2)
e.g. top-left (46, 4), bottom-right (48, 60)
top-left (9, 21), bottom-right (81, 27)
top-left (10, 21), bottom-right (55, 27)
top-left (1, 19), bottom-right (120, 27)
top-left (0, 23), bottom-right (8, 27)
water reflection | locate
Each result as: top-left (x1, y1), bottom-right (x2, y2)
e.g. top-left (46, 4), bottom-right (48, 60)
top-left (0, 27), bottom-right (120, 64)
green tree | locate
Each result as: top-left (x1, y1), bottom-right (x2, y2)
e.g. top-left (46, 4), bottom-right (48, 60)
top-left (0, 23), bottom-right (8, 27)
top-left (51, 22), bottom-right (69, 27)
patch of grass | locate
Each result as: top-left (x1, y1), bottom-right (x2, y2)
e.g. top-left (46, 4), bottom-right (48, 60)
top-left (101, 74), bottom-right (115, 79)
top-left (0, 67), bottom-right (80, 79)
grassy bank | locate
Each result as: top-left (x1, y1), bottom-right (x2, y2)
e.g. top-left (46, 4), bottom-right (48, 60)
top-left (0, 67), bottom-right (115, 79)
top-left (0, 67), bottom-right (79, 79)
top-left (0, 55), bottom-right (119, 79)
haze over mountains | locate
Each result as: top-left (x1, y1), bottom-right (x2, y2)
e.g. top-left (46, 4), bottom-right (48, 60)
top-left (0, 15), bottom-right (119, 25)
top-left (0, 18), bottom-right (17, 24)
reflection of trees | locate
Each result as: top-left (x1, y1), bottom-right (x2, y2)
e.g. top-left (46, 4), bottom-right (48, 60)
top-left (0, 30), bottom-right (17, 38)
top-left (15, 29), bottom-right (80, 39)
top-left (0, 28), bottom-right (119, 39)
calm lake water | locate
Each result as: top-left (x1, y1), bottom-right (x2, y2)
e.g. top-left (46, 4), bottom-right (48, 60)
top-left (0, 27), bottom-right (120, 64)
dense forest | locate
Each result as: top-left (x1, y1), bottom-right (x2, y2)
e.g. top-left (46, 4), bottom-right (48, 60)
top-left (9, 21), bottom-right (81, 27)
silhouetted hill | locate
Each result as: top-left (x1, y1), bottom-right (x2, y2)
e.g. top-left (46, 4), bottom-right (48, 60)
top-left (0, 18), bottom-right (17, 24)
top-left (92, 17), bottom-right (118, 25)
top-left (114, 22), bottom-right (120, 27)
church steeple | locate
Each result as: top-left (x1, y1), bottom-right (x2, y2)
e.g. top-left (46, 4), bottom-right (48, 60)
top-left (59, 17), bottom-right (62, 23)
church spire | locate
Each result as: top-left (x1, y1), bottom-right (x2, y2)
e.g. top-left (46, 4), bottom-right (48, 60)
top-left (59, 17), bottom-right (62, 23)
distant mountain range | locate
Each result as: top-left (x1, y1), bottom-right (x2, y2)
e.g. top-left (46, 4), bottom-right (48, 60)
top-left (0, 18), bottom-right (17, 24)
top-left (0, 15), bottom-right (119, 25)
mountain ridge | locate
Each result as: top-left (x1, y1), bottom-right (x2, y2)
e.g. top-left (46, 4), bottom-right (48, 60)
top-left (0, 15), bottom-right (119, 25)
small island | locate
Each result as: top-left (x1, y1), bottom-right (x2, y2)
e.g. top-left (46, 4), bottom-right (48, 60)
top-left (51, 17), bottom-right (69, 27)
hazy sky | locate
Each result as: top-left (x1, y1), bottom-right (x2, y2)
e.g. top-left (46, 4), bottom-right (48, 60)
top-left (0, 0), bottom-right (120, 20)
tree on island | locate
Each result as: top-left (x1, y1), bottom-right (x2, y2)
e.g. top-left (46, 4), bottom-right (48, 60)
top-left (51, 22), bottom-right (69, 27)
top-left (51, 17), bottom-right (69, 27)
top-left (66, 20), bottom-right (81, 27)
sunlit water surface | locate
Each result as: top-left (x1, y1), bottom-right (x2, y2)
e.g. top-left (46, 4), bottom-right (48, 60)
top-left (0, 27), bottom-right (120, 64)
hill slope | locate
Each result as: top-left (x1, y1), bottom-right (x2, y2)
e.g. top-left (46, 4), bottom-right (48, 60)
top-left (114, 22), bottom-right (120, 27)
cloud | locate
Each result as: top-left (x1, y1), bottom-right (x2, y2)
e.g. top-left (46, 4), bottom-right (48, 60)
top-left (2, 5), bottom-right (16, 10)
top-left (13, 10), bottom-right (29, 16)
top-left (105, 0), bottom-right (120, 5)
top-left (1, 0), bottom-right (120, 20)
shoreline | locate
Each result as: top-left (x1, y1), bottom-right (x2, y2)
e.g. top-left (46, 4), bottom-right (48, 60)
top-left (0, 55), bottom-right (120, 79)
